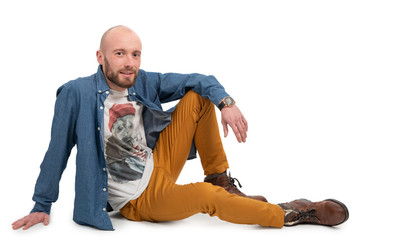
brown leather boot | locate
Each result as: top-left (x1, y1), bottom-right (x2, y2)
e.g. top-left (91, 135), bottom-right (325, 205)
top-left (204, 171), bottom-right (268, 202)
top-left (278, 199), bottom-right (349, 226)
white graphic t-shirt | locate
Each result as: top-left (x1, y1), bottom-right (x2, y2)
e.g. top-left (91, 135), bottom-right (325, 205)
top-left (104, 89), bottom-right (154, 211)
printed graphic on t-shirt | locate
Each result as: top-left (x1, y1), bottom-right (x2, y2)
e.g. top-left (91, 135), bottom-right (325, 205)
top-left (105, 103), bottom-right (150, 183)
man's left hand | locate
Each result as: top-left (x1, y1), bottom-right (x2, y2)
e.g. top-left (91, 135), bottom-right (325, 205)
top-left (221, 105), bottom-right (248, 143)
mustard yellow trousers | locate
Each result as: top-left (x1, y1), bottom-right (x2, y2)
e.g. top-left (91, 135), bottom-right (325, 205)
top-left (120, 91), bottom-right (284, 228)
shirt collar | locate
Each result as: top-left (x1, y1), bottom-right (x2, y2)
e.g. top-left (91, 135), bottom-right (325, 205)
top-left (96, 65), bottom-right (110, 93)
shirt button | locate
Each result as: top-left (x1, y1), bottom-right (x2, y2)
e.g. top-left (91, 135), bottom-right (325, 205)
top-left (105, 91), bottom-right (109, 94)
top-left (100, 106), bottom-right (104, 110)
top-left (103, 168), bottom-right (106, 171)
top-left (98, 90), bottom-right (102, 93)
top-left (102, 208), bottom-right (106, 212)
top-left (133, 92), bottom-right (136, 95)
top-left (103, 188), bottom-right (107, 192)
top-left (97, 127), bottom-right (101, 131)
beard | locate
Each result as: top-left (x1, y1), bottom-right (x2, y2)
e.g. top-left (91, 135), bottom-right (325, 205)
top-left (103, 57), bottom-right (138, 89)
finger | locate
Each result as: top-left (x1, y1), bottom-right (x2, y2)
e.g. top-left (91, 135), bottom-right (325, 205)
top-left (237, 123), bottom-right (247, 143)
top-left (12, 219), bottom-right (26, 230)
top-left (232, 117), bottom-right (247, 143)
top-left (20, 217), bottom-right (40, 230)
top-left (22, 220), bottom-right (34, 230)
top-left (239, 129), bottom-right (247, 143)
top-left (43, 215), bottom-right (50, 226)
top-left (242, 116), bottom-right (248, 131)
top-left (22, 217), bottom-right (44, 230)
top-left (231, 124), bottom-right (243, 143)
top-left (222, 121), bottom-right (228, 137)
top-left (239, 120), bottom-right (247, 142)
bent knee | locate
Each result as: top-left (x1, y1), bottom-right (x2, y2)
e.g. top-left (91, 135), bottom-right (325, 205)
top-left (182, 90), bottom-right (212, 106)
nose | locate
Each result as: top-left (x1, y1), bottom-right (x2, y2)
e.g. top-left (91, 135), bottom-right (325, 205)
top-left (124, 55), bottom-right (135, 68)
top-left (125, 54), bottom-right (140, 70)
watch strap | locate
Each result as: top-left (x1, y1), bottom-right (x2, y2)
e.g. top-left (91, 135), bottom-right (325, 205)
top-left (217, 101), bottom-right (226, 111)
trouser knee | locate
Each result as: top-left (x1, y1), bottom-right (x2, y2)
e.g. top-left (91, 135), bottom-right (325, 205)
top-left (181, 90), bottom-right (213, 109)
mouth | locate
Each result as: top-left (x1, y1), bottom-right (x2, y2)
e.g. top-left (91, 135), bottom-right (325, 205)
top-left (120, 71), bottom-right (134, 77)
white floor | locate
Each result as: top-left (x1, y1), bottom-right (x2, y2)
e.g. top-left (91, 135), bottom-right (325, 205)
top-left (5, 158), bottom-right (395, 239)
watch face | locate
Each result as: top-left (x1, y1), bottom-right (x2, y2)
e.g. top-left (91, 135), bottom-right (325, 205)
top-left (225, 97), bottom-right (234, 105)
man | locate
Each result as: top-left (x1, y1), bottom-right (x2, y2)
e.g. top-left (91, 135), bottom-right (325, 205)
top-left (12, 25), bottom-right (349, 230)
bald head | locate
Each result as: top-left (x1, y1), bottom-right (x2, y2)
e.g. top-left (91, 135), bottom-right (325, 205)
top-left (99, 25), bottom-right (142, 52)
top-left (96, 25), bottom-right (142, 92)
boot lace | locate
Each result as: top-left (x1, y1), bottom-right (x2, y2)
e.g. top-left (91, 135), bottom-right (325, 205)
top-left (293, 209), bottom-right (319, 223)
top-left (227, 172), bottom-right (242, 188)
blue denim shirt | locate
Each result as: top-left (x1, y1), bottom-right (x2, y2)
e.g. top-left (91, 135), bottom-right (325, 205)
top-left (30, 66), bottom-right (228, 230)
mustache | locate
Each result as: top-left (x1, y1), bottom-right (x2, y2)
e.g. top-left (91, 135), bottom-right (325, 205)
top-left (120, 66), bottom-right (138, 73)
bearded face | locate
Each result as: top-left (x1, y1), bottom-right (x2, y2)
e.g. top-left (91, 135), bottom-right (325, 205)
top-left (103, 56), bottom-right (139, 89)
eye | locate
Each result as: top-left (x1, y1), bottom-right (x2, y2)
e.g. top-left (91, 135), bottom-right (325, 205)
top-left (116, 52), bottom-right (123, 56)
top-left (133, 52), bottom-right (141, 58)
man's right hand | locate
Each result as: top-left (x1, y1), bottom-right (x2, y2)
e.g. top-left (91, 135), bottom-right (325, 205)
top-left (12, 212), bottom-right (50, 230)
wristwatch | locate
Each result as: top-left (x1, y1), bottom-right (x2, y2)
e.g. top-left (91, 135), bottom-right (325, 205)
top-left (217, 96), bottom-right (235, 110)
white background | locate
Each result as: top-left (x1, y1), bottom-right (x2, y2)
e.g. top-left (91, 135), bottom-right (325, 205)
top-left (1, 0), bottom-right (398, 239)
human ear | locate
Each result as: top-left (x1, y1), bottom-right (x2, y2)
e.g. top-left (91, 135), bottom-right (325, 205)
top-left (96, 50), bottom-right (104, 65)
